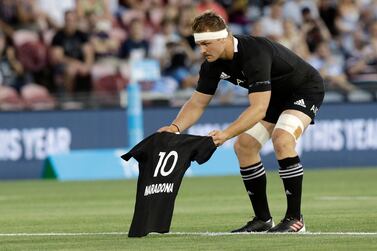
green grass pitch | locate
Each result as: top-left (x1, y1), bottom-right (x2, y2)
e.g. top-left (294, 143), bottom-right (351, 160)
top-left (0, 168), bottom-right (377, 250)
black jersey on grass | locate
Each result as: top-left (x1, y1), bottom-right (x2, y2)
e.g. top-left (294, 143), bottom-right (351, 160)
top-left (122, 132), bottom-right (216, 237)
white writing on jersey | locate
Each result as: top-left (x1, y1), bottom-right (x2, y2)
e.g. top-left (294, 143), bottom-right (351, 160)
top-left (144, 183), bottom-right (174, 196)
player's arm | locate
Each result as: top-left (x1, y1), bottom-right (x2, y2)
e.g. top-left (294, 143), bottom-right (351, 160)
top-left (225, 90), bottom-right (270, 137)
top-left (210, 90), bottom-right (270, 145)
top-left (158, 91), bottom-right (213, 133)
top-left (210, 49), bottom-right (273, 145)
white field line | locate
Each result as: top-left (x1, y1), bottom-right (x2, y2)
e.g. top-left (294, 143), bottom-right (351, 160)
top-left (318, 196), bottom-right (377, 201)
top-left (0, 231), bottom-right (376, 237)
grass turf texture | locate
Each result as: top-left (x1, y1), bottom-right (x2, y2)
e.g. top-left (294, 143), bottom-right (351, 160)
top-left (0, 168), bottom-right (376, 250)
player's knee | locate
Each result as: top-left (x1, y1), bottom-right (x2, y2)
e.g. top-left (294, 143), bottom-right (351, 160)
top-left (274, 113), bottom-right (305, 142)
top-left (271, 129), bottom-right (295, 155)
top-left (234, 134), bottom-right (260, 156)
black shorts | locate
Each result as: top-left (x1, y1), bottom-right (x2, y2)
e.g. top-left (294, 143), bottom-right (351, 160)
top-left (263, 79), bottom-right (325, 124)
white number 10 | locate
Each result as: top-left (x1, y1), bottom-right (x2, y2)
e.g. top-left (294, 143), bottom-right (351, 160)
top-left (153, 151), bottom-right (178, 177)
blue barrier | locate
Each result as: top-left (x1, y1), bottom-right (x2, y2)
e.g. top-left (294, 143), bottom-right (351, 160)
top-left (127, 82), bottom-right (143, 147)
top-left (1, 102), bottom-right (377, 179)
top-left (0, 109), bottom-right (127, 179)
top-left (44, 149), bottom-right (126, 180)
top-left (127, 59), bottom-right (160, 147)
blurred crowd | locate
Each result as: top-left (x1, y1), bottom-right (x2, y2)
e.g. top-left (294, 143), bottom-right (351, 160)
top-left (0, 0), bottom-right (377, 110)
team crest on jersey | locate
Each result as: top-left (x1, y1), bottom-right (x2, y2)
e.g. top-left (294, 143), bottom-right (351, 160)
top-left (236, 79), bottom-right (244, 85)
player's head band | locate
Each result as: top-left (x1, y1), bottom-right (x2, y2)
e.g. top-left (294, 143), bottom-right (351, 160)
top-left (193, 29), bottom-right (228, 42)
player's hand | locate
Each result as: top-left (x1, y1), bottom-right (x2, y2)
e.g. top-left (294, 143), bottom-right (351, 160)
top-left (208, 130), bottom-right (229, 146)
top-left (157, 125), bottom-right (179, 133)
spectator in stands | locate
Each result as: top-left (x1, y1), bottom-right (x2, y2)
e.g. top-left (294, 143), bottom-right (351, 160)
top-left (249, 19), bottom-right (264, 37)
top-left (335, 0), bottom-right (362, 53)
top-left (346, 21), bottom-right (377, 83)
top-left (308, 42), bottom-right (357, 93)
top-left (144, 0), bottom-right (166, 32)
top-left (163, 37), bottom-right (199, 90)
top-left (227, 0), bottom-right (250, 34)
top-left (2, 0), bottom-right (376, 108)
top-left (360, 0), bottom-right (377, 25)
top-left (0, 0), bottom-right (40, 38)
top-left (76, 0), bottom-right (118, 32)
top-left (36, 0), bottom-right (75, 29)
top-left (12, 29), bottom-right (52, 91)
top-left (0, 31), bottom-right (54, 110)
top-left (197, 0), bottom-right (228, 22)
top-left (116, 0), bottom-right (148, 32)
top-left (317, 0), bottom-right (338, 37)
top-left (0, 0), bottom-right (54, 94)
top-left (259, 0), bottom-right (285, 41)
top-left (335, 0), bottom-right (360, 37)
top-left (282, 0), bottom-right (319, 26)
top-left (177, 4), bottom-right (198, 50)
top-left (50, 10), bottom-right (94, 94)
top-left (279, 19), bottom-right (310, 59)
top-left (362, 20), bottom-right (377, 66)
top-left (150, 18), bottom-right (180, 67)
top-left (119, 18), bottom-right (149, 60)
top-left (90, 18), bottom-right (119, 60)
top-left (301, 6), bottom-right (331, 52)
top-left (118, 0), bottom-right (146, 11)
top-left (0, 31), bottom-right (27, 104)
top-left (76, 0), bottom-right (114, 21)
top-left (162, 1), bottom-right (180, 23)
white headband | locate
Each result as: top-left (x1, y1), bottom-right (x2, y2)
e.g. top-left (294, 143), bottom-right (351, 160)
top-left (193, 29), bottom-right (228, 42)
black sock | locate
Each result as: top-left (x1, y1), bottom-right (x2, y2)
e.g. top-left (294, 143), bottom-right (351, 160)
top-left (278, 156), bottom-right (303, 220)
top-left (240, 162), bottom-right (271, 222)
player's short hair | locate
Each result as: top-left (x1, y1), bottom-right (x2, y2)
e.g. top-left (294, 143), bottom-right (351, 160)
top-left (192, 11), bottom-right (227, 33)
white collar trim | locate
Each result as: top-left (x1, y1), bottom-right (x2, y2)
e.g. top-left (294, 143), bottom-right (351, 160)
top-left (233, 37), bottom-right (238, 52)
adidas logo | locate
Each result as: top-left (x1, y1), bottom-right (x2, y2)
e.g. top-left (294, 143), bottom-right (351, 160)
top-left (294, 99), bottom-right (306, 108)
top-left (220, 72), bottom-right (231, 79)
top-left (247, 190), bottom-right (254, 196)
top-left (285, 190), bottom-right (292, 195)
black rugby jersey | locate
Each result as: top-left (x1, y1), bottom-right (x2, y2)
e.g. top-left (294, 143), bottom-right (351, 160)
top-left (197, 35), bottom-right (323, 95)
top-left (121, 132), bottom-right (216, 237)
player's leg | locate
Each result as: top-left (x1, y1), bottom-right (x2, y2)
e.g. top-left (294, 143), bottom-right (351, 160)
top-left (231, 121), bottom-right (275, 232)
top-left (268, 109), bottom-right (311, 233)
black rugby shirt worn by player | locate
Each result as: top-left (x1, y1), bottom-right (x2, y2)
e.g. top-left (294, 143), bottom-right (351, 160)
top-left (197, 35), bottom-right (324, 123)
top-left (122, 132), bottom-right (216, 237)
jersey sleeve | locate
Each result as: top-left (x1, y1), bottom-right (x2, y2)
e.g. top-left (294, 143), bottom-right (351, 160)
top-left (121, 133), bottom-right (157, 161)
top-left (196, 62), bottom-right (220, 95)
top-left (243, 51), bottom-right (272, 93)
top-left (191, 137), bottom-right (217, 164)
